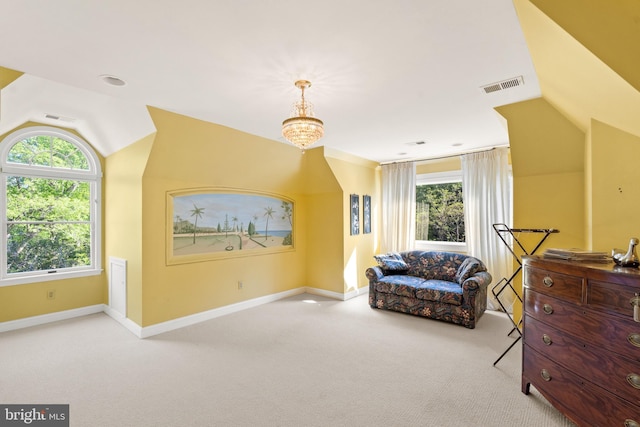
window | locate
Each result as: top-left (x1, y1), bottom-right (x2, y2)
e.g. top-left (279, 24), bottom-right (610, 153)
top-left (415, 170), bottom-right (466, 252)
top-left (0, 127), bottom-right (102, 285)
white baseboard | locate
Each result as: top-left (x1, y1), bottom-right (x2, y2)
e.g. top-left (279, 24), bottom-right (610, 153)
top-left (306, 286), bottom-right (368, 301)
top-left (139, 287), bottom-right (306, 338)
top-left (103, 304), bottom-right (143, 337)
top-left (0, 286), bottom-right (369, 338)
top-left (0, 304), bottom-right (104, 333)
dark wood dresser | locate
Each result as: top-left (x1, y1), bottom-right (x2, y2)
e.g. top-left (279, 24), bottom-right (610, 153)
top-left (522, 256), bottom-right (640, 426)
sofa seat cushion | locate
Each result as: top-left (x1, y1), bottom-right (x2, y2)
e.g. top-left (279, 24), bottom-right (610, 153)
top-left (374, 275), bottom-right (425, 298)
top-left (414, 280), bottom-right (463, 306)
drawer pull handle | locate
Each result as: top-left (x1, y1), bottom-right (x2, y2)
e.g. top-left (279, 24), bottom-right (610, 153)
top-left (631, 293), bottom-right (640, 323)
top-left (628, 333), bottom-right (640, 348)
top-left (625, 419), bottom-right (640, 427)
top-left (540, 369), bottom-right (552, 381)
top-left (627, 373), bottom-right (640, 389)
top-left (543, 276), bottom-right (554, 287)
top-left (542, 334), bottom-right (552, 345)
top-left (543, 304), bottom-right (554, 315)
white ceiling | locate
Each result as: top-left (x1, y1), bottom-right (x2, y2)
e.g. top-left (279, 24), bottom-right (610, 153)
top-left (0, 0), bottom-right (540, 163)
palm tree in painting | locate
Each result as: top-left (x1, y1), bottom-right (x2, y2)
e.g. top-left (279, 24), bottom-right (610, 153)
top-left (252, 213), bottom-right (259, 237)
top-left (280, 201), bottom-right (292, 226)
top-left (190, 204), bottom-right (205, 244)
top-left (263, 206), bottom-right (274, 240)
top-left (232, 216), bottom-right (239, 232)
top-left (280, 201), bottom-right (293, 246)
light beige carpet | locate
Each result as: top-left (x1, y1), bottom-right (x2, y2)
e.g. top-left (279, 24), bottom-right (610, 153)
top-left (0, 293), bottom-right (575, 426)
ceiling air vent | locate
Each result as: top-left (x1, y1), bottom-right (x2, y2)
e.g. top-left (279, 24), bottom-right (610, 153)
top-left (44, 114), bottom-right (76, 123)
top-left (481, 76), bottom-right (524, 94)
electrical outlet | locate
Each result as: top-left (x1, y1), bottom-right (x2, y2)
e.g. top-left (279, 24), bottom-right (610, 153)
top-left (47, 290), bottom-right (56, 300)
top-left (238, 281), bottom-right (243, 290)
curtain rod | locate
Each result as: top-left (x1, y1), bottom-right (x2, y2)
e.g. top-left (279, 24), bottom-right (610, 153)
top-left (380, 144), bottom-right (509, 165)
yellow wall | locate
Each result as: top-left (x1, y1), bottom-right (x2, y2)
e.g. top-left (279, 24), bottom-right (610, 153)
top-left (0, 67), bottom-right (23, 88)
top-left (0, 275), bottom-right (104, 322)
top-left (324, 149), bottom-right (379, 292)
top-left (137, 108), bottom-right (309, 326)
top-left (530, 0), bottom-right (640, 94)
top-left (416, 157), bottom-right (461, 175)
top-left (302, 149), bottom-right (345, 294)
top-left (104, 133), bottom-right (155, 325)
top-left (589, 119), bottom-right (640, 252)
top-left (496, 97), bottom-right (585, 322)
top-left (497, 97), bottom-right (585, 248)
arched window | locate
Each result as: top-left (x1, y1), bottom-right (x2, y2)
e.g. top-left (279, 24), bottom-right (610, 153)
top-left (0, 126), bottom-right (102, 285)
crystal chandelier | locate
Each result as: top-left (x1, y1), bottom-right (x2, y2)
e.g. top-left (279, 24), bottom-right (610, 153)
top-left (282, 80), bottom-right (324, 152)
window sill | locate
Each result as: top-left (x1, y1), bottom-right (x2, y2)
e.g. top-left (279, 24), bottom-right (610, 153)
top-left (415, 240), bottom-right (467, 254)
top-left (0, 268), bottom-right (102, 287)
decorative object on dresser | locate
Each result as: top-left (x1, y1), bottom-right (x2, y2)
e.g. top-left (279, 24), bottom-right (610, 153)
top-left (612, 237), bottom-right (640, 268)
top-left (542, 247), bottom-right (609, 263)
top-left (522, 255), bottom-right (640, 426)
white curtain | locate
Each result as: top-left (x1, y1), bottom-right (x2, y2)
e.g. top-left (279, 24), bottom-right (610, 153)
top-left (381, 162), bottom-right (416, 253)
top-left (461, 148), bottom-right (513, 311)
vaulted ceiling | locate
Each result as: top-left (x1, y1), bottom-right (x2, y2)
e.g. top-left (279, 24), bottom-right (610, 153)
top-left (0, 0), bottom-right (542, 162)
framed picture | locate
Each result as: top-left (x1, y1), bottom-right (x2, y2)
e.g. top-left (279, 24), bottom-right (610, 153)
top-left (350, 194), bottom-right (359, 235)
top-left (363, 195), bottom-right (371, 234)
top-left (167, 188), bottom-right (294, 265)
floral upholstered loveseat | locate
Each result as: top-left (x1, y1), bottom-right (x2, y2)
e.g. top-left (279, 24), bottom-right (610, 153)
top-left (366, 251), bottom-right (492, 329)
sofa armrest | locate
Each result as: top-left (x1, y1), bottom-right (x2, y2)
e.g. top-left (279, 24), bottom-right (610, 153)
top-left (461, 271), bottom-right (492, 295)
top-left (365, 266), bottom-right (385, 282)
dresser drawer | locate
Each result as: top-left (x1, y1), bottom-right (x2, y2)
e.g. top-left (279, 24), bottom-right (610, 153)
top-left (588, 278), bottom-right (639, 318)
top-left (525, 315), bottom-right (640, 405)
top-left (524, 265), bottom-right (583, 302)
top-left (524, 289), bottom-right (640, 360)
top-left (523, 346), bottom-right (640, 427)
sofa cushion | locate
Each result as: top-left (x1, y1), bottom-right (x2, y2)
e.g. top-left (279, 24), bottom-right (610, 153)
top-left (415, 279), bottom-right (463, 306)
top-left (455, 257), bottom-right (482, 285)
top-left (403, 251), bottom-right (462, 280)
top-left (373, 252), bottom-right (409, 273)
top-left (374, 275), bottom-right (425, 298)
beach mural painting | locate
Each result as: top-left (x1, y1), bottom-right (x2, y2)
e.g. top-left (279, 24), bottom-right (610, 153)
top-left (167, 189), bottom-right (294, 264)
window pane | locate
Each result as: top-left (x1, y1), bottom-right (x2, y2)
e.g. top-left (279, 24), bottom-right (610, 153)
top-left (1, 127), bottom-right (100, 282)
top-left (416, 182), bottom-right (465, 242)
top-left (7, 223), bottom-right (91, 273)
top-left (7, 136), bottom-right (89, 170)
top-left (6, 176), bottom-right (90, 222)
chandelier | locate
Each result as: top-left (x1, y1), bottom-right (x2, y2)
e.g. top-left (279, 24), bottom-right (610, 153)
top-left (282, 80), bottom-right (324, 152)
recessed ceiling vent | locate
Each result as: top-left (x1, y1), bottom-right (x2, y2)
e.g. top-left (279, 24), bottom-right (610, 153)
top-left (406, 141), bottom-right (427, 146)
top-left (481, 76), bottom-right (524, 94)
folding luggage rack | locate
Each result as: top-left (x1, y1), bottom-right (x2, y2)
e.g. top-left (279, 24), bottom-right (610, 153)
top-left (491, 223), bottom-right (558, 366)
